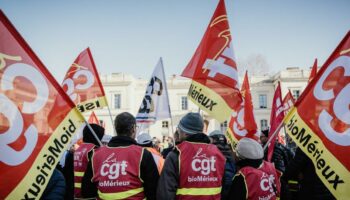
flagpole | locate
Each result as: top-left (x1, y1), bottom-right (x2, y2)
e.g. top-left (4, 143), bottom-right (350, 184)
top-left (106, 105), bottom-right (117, 135)
top-left (263, 121), bottom-right (284, 151)
top-left (160, 57), bottom-right (175, 136)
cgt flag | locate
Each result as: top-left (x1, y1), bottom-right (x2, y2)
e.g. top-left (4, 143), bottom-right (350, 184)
top-left (61, 48), bottom-right (108, 113)
top-left (181, 0), bottom-right (242, 122)
top-left (284, 31), bottom-right (350, 198)
top-left (136, 58), bottom-right (171, 129)
top-left (88, 111), bottom-right (100, 125)
top-left (0, 10), bottom-right (84, 199)
top-left (282, 90), bottom-right (295, 115)
top-left (226, 71), bottom-right (258, 149)
top-left (267, 82), bottom-right (285, 161)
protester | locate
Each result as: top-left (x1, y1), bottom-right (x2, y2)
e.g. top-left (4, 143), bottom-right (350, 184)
top-left (73, 123), bottom-right (105, 199)
top-left (161, 130), bottom-right (180, 159)
top-left (137, 132), bottom-right (165, 174)
top-left (157, 112), bottom-right (226, 199)
top-left (209, 130), bottom-right (236, 200)
top-left (228, 137), bottom-right (281, 200)
top-left (81, 112), bottom-right (159, 200)
top-left (41, 168), bottom-right (66, 200)
top-left (282, 148), bottom-right (335, 200)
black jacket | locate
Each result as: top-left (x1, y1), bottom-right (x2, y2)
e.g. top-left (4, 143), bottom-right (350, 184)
top-left (282, 148), bottom-right (335, 200)
top-left (265, 142), bottom-right (294, 173)
top-left (157, 133), bottom-right (227, 200)
top-left (81, 135), bottom-right (159, 200)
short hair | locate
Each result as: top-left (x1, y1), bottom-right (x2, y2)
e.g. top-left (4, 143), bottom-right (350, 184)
top-left (114, 112), bottom-right (136, 136)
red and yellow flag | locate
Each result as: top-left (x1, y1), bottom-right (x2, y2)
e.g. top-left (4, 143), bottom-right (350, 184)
top-left (267, 82), bottom-right (285, 161)
top-left (282, 90), bottom-right (295, 115)
top-left (62, 48), bottom-right (108, 113)
top-left (226, 71), bottom-right (258, 148)
top-left (284, 31), bottom-right (350, 198)
top-left (181, 0), bottom-right (242, 122)
top-left (0, 10), bottom-right (84, 199)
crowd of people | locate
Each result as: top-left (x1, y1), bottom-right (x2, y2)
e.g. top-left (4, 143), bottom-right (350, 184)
top-left (43, 112), bottom-right (335, 200)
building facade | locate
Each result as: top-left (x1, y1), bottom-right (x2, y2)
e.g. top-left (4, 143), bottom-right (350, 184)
top-left (87, 67), bottom-right (312, 140)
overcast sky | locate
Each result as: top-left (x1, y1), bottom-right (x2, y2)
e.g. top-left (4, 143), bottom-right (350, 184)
top-left (1, 0), bottom-right (349, 81)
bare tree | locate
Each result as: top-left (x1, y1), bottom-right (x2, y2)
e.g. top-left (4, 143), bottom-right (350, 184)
top-left (237, 54), bottom-right (270, 76)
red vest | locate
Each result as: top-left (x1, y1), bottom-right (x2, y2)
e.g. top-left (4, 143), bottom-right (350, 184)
top-left (176, 141), bottom-right (225, 200)
top-left (239, 161), bottom-right (281, 200)
top-left (74, 143), bottom-right (95, 198)
top-left (92, 145), bottom-right (145, 200)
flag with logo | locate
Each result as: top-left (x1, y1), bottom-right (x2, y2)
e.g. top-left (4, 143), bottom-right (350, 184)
top-left (283, 90), bottom-right (295, 114)
top-left (226, 71), bottom-right (258, 148)
top-left (181, 0), bottom-right (242, 123)
top-left (308, 58), bottom-right (318, 83)
top-left (284, 31), bottom-right (350, 198)
top-left (136, 58), bottom-right (171, 129)
top-left (61, 48), bottom-right (108, 113)
top-left (267, 82), bottom-right (285, 161)
top-left (0, 10), bottom-right (84, 199)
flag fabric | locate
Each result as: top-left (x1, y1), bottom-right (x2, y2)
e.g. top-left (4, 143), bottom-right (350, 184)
top-left (282, 90), bottom-right (295, 114)
top-left (61, 48), bottom-right (108, 113)
top-left (0, 10), bottom-right (84, 199)
top-left (267, 82), bottom-right (285, 161)
top-left (284, 31), bottom-right (350, 198)
top-left (308, 58), bottom-right (318, 83)
top-left (88, 111), bottom-right (100, 125)
top-left (136, 58), bottom-right (171, 129)
top-left (181, 0), bottom-right (242, 122)
top-left (226, 71), bottom-right (258, 148)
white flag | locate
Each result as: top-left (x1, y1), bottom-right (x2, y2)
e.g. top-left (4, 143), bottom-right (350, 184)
top-left (136, 58), bottom-right (171, 128)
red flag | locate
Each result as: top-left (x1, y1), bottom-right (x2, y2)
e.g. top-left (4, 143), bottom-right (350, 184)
top-left (226, 71), bottom-right (258, 148)
top-left (284, 31), bottom-right (350, 198)
top-left (88, 111), bottom-right (100, 124)
top-left (61, 48), bottom-right (108, 113)
top-left (181, 0), bottom-right (242, 122)
top-left (308, 58), bottom-right (318, 83)
top-left (282, 90), bottom-right (295, 114)
top-left (267, 82), bottom-right (285, 161)
top-left (0, 10), bottom-right (84, 199)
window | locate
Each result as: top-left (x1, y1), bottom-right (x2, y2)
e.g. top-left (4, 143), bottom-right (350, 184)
top-left (259, 94), bottom-right (267, 108)
top-left (292, 90), bottom-right (300, 99)
top-left (220, 121), bottom-right (228, 133)
top-left (181, 96), bottom-right (188, 110)
top-left (162, 121), bottom-right (169, 128)
top-left (260, 119), bottom-right (268, 130)
top-left (114, 94), bottom-right (121, 109)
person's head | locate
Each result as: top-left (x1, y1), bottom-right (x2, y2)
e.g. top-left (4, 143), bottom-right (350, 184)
top-left (235, 138), bottom-right (264, 162)
top-left (177, 112), bottom-right (204, 142)
top-left (136, 132), bottom-right (153, 147)
top-left (114, 112), bottom-right (136, 138)
top-left (209, 130), bottom-right (227, 145)
top-left (203, 119), bottom-right (209, 134)
top-left (173, 130), bottom-right (180, 145)
top-left (260, 129), bottom-right (269, 145)
top-left (83, 123), bottom-right (105, 146)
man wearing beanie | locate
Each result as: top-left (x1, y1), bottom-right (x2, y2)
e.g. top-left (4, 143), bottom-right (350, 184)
top-left (81, 112), bottom-right (159, 200)
top-left (228, 138), bottom-right (281, 200)
top-left (73, 123), bottom-right (105, 199)
top-left (157, 112), bottom-right (226, 199)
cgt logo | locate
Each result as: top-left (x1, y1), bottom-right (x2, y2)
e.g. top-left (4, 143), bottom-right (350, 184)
top-left (100, 153), bottom-right (128, 180)
top-left (260, 172), bottom-right (276, 193)
top-left (191, 148), bottom-right (217, 175)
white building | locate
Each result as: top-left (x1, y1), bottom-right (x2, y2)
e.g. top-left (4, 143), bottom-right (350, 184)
top-left (87, 67), bottom-right (312, 140)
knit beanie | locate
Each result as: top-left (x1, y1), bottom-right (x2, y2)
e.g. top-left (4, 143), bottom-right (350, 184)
top-left (236, 138), bottom-right (264, 160)
top-left (178, 113), bottom-right (204, 135)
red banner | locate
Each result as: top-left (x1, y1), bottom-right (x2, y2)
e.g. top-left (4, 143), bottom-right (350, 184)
top-left (283, 90), bottom-right (295, 115)
top-left (284, 31), bottom-right (350, 198)
top-left (0, 10), bottom-right (84, 199)
top-left (267, 82), bottom-right (285, 161)
top-left (88, 111), bottom-right (100, 125)
top-left (226, 71), bottom-right (258, 148)
top-left (61, 48), bottom-right (107, 113)
top-left (181, 0), bottom-right (242, 122)
top-left (308, 58), bottom-right (318, 83)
